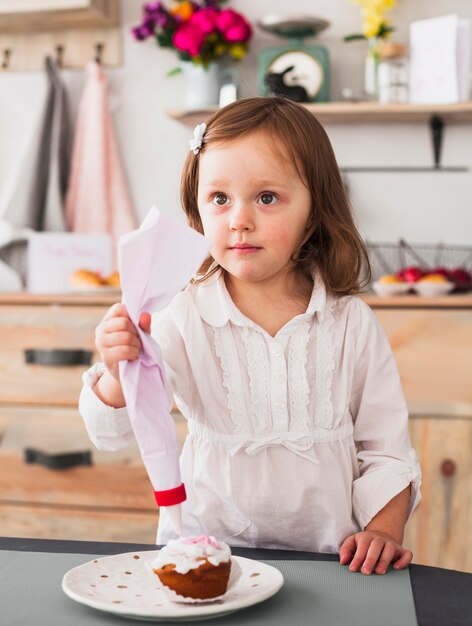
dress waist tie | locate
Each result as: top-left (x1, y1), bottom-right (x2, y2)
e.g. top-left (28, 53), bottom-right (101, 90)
top-left (187, 421), bottom-right (354, 466)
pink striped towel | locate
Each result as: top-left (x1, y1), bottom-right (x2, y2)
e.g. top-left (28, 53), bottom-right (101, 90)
top-left (65, 62), bottom-right (136, 261)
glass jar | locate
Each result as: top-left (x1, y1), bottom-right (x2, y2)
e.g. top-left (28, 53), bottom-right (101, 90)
top-left (377, 43), bottom-right (409, 104)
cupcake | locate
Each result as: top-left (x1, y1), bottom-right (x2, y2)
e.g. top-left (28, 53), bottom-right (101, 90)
top-left (151, 535), bottom-right (231, 600)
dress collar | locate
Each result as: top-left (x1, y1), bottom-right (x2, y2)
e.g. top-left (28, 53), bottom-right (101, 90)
top-left (191, 268), bottom-right (327, 328)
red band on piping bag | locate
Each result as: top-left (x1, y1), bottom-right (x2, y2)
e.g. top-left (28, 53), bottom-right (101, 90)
top-left (154, 483), bottom-right (187, 507)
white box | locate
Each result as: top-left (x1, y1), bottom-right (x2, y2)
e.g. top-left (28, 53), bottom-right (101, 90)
top-left (409, 14), bottom-right (471, 104)
top-left (27, 232), bottom-right (112, 293)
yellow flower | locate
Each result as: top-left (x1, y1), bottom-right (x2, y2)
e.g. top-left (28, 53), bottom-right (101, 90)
top-left (229, 43), bottom-right (247, 60)
top-left (352, 0), bottom-right (396, 13)
top-left (363, 13), bottom-right (383, 37)
top-left (351, 0), bottom-right (396, 38)
top-left (170, 1), bottom-right (193, 21)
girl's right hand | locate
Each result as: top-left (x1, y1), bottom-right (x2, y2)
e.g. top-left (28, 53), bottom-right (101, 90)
top-left (95, 303), bottom-right (151, 381)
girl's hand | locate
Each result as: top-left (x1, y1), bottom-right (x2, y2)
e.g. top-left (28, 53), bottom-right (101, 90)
top-left (95, 303), bottom-right (151, 381)
top-left (339, 530), bottom-right (413, 575)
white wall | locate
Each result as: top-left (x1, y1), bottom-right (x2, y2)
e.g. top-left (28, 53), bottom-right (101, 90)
top-left (0, 0), bottom-right (471, 245)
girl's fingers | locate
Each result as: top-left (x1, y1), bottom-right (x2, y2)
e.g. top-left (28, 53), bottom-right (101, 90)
top-left (393, 549), bottom-right (413, 570)
top-left (103, 302), bottom-right (128, 321)
top-left (339, 535), bottom-right (356, 565)
top-left (105, 344), bottom-right (140, 364)
top-left (348, 537), bottom-right (371, 572)
top-left (102, 316), bottom-right (139, 336)
top-left (359, 537), bottom-right (386, 575)
top-left (374, 543), bottom-right (397, 575)
top-left (139, 312), bottom-right (151, 333)
top-left (101, 331), bottom-right (141, 350)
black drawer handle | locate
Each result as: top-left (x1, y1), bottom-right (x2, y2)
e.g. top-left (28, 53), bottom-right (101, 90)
top-left (24, 448), bottom-right (93, 470)
top-left (24, 349), bottom-right (93, 366)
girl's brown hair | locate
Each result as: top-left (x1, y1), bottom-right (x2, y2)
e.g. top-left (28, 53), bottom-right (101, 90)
top-left (181, 96), bottom-right (371, 296)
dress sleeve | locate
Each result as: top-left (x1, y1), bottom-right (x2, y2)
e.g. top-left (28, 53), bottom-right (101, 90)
top-left (349, 299), bottom-right (422, 530)
top-left (78, 362), bottom-right (137, 451)
top-left (79, 304), bottom-right (191, 451)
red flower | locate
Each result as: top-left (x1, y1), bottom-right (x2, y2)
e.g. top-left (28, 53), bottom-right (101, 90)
top-left (173, 21), bottom-right (205, 56)
top-left (189, 7), bottom-right (219, 35)
top-left (216, 8), bottom-right (252, 43)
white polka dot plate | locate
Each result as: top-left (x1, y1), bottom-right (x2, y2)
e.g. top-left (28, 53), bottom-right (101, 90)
top-left (62, 551), bottom-right (284, 622)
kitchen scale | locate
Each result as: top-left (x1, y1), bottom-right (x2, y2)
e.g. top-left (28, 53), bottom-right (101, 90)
top-left (257, 15), bottom-right (331, 102)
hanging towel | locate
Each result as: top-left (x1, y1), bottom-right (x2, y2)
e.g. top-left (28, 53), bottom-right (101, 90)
top-left (65, 61), bottom-right (136, 262)
top-left (0, 56), bottom-right (71, 284)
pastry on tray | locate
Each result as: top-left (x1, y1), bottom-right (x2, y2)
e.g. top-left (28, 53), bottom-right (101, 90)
top-left (105, 271), bottom-right (120, 287)
top-left (69, 269), bottom-right (121, 289)
top-left (151, 535), bottom-right (232, 600)
top-left (69, 269), bottom-right (105, 287)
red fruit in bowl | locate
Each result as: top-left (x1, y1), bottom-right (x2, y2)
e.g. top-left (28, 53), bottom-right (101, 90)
top-left (429, 266), bottom-right (451, 280)
top-left (396, 266), bottom-right (426, 283)
top-left (449, 267), bottom-right (472, 291)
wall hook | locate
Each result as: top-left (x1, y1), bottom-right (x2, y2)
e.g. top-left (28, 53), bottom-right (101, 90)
top-left (1, 48), bottom-right (11, 70)
top-left (95, 42), bottom-right (104, 64)
top-left (55, 44), bottom-right (64, 67)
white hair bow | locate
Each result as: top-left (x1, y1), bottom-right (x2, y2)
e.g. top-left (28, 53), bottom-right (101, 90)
top-left (188, 122), bottom-right (207, 155)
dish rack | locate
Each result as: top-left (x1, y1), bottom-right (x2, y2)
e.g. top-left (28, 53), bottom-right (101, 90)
top-left (365, 240), bottom-right (472, 282)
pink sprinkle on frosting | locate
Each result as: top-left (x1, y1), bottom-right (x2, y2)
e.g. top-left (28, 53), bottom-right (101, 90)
top-left (181, 535), bottom-right (220, 548)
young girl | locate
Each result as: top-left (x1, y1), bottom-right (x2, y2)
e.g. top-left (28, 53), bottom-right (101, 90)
top-left (80, 97), bottom-right (421, 576)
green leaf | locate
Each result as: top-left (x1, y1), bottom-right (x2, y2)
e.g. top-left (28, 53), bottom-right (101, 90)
top-left (166, 66), bottom-right (182, 77)
top-left (378, 24), bottom-right (395, 38)
top-left (344, 33), bottom-right (367, 42)
top-left (177, 51), bottom-right (192, 62)
top-left (156, 30), bottom-right (173, 48)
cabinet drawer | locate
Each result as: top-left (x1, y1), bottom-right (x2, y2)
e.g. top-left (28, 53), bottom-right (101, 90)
top-left (0, 405), bottom-right (155, 510)
top-left (0, 305), bottom-right (104, 405)
top-left (0, 503), bottom-right (157, 543)
top-left (375, 310), bottom-right (472, 417)
top-left (0, 405), bottom-right (188, 507)
top-left (0, 405), bottom-right (187, 541)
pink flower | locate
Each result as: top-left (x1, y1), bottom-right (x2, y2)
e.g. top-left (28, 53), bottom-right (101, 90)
top-left (216, 9), bottom-right (252, 43)
top-left (189, 7), bottom-right (219, 35)
top-left (173, 21), bottom-right (205, 56)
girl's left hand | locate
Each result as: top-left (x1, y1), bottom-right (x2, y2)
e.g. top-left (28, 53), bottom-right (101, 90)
top-left (339, 531), bottom-right (413, 575)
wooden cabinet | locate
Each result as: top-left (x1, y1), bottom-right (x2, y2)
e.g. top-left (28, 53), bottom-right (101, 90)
top-left (368, 295), bottom-right (472, 573)
top-left (405, 417), bottom-right (472, 573)
top-left (0, 293), bottom-right (173, 544)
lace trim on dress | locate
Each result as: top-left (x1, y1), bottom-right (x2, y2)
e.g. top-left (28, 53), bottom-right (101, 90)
top-left (213, 325), bottom-right (247, 433)
top-left (287, 319), bottom-right (311, 431)
top-left (314, 296), bottom-right (336, 428)
top-left (241, 326), bottom-right (271, 434)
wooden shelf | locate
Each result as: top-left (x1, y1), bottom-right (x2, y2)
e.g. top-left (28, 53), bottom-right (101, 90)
top-left (167, 101), bottom-right (472, 126)
top-left (362, 292), bottom-right (472, 309)
top-left (0, 291), bottom-right (120, 306)
top-left (1, 291), bottom-right (471, 309)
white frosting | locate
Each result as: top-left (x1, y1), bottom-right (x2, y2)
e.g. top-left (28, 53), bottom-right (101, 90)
top-left (151, 535), bottom-right (231, 575)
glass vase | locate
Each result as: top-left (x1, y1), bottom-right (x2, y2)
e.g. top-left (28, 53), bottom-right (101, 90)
top-left (364, 39), bottom-right (380, 97)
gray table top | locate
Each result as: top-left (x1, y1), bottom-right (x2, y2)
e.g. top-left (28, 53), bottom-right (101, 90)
top-left (1, 537), bottom-right (471, 626)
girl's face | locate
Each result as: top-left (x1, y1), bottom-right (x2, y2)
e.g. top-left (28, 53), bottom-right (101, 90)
top-left (197, 132), bottom-right (312, 287)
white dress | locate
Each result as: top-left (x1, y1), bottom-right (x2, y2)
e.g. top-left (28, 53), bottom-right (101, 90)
top-left (79, 270), bottom-right (421, 552)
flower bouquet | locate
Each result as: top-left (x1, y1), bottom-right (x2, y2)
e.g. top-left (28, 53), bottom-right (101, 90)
top-left (344, 0), bottom-right (396, 48)
top-left (344, 0), bottom-right (397, 95)
top-left (132, 1), bottom-right (253, 74)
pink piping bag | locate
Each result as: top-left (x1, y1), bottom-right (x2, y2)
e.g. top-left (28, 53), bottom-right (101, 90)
top-left (118, 207), bottom-right (211, 535)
